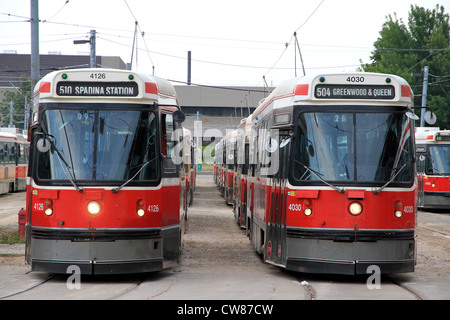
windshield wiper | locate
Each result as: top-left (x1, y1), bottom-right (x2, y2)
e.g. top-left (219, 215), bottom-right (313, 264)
top-left (294, 159), bottom-right (345, 193)
top-left (373, 158), bottom-right (412, 194)
top-left (53, 147), bottom-right (83, 193)
top-left (111, 157), bottom-right (157, 193)
top-left (37, 132), bottom-right (83, 193)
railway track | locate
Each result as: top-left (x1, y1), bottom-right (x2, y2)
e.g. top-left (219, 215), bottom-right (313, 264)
top-left (296, 273), bottom-right (426, 300)
top-left (0, 272), bottom-right (55, 300)
top-left (0, 272), bottom-right (153, 300)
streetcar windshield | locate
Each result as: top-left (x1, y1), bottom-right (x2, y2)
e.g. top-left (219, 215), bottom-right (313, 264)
top-left (426, 145), bottom-right (450, 175)
top-left (37, 104), bottom-right (159, 184)
top-left (293, 110), bottom-right (414, 185)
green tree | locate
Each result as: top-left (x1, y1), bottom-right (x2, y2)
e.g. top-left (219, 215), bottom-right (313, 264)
top-left (0, 75), bottom-right (32, 128)
top-left (361, 4), bottom-right (450, 129)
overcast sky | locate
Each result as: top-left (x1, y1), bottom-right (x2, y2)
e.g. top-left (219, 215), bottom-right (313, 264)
top-left (0, 0), bottom-right (447, 86)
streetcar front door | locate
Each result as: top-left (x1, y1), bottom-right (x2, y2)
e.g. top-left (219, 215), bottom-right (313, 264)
top-left (267, 133), bottom-right (288, 266)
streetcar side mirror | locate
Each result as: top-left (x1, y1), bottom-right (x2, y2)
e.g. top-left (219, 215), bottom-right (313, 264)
top-left (424, 111), bottom-right (437, 125)
top-left (280, 137), bottom-right (291, 149)
top-left (173, 110), bottom-right (186, 123)
top-left (36, 138), bottom-right (51, 153)
top-left (405, 111), bottom-right (419, 120)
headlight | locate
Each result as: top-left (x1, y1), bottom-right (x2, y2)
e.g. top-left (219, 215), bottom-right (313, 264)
top-left (394, 210), bottom-right (403, 218)
top-left (137, 208), bottom-right (146, 217)
top-left (348, 201), bottom-right (363, 216)
top-left (304, 208), bottom-right (312, 216)
top-left (87, 201), bottom-right (101, 215)
top-left (44, 207), bottom-right (53, 216)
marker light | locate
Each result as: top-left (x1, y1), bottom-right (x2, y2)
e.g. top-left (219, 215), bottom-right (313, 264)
top-left (137, 208), bottom-right (146, 217)
top-left (394, 210), bottom-right (403, 218)
top-left (348, 201), bottom-right (363, 216)
top-left (87, 201), bottom-right (102, 215)
top-left (61, 73), bottom-right (68, 79)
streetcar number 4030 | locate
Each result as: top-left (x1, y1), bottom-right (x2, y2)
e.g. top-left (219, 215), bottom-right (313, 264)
top-left (346, 76), bottom-right (364, 83)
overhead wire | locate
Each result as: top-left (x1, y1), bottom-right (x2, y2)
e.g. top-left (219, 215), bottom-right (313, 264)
top-left (98, 34), bottom-right (360, 71)
top-left (42, 0), bottom-right (70, 22)
top-left (257, 0), bottom-right (325, 85)
top-left (123, 0), bottom-right (154, 69)
top-left (2, 2), bottom-right (447, 88)
top-left (294, 0), bottom-right (325, 32)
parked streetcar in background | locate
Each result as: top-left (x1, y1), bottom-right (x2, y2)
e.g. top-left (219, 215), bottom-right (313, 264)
top-left (214, 131), bottom-right (237, 205)
top-left (229, 72), bottom-right (417, 275)
top-left (26, 68), bottom-right (188, 274)
top-left (233, 115), bottom-right (252, 229)
top-left (0, 131), bottom-right (29, 194)
top-left (416, 127), bottom-right (450, 210)
top-left (182, 128), bottom-right (197, 207)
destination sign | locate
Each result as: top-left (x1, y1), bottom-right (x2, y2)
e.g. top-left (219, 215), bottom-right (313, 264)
top-left (314, 84), bottom-right (395, 100)
top-left (56, 81), bottom-right (139, 97)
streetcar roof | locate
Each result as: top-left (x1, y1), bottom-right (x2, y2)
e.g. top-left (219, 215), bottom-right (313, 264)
top-left (416, 127), bottom-right (450, 143)
top-left (33, 68), bottom-right (177, 103)
top-left (252, 72), bottom-right (414, 120)
top-left (0, 131), bottom-right (18, 140)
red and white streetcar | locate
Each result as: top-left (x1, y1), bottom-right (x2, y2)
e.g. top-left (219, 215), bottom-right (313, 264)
top-left (26, 68), bottom-right (188, 274)
top-left (241, 72), bottom-right (417, 275)
top-left (415, 127), bottom-right (450, 210)
top-left (233, 115), bottom-right (252, 228)
top-left (0, 131), bottom-right (29, 194)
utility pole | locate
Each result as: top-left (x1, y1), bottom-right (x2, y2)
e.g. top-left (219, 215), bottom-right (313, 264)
top-left (90, 30), bottom-right (96, 68)
top-left (74, 30), bottom-right (96, 68)
top-left (187, 51), bottom-right (192, 85)
top-left (24, 96), bottom-right (28, 130)
top-left (9, 101), bottom-right (14, 128)
top-left (30, 0), bottom-right (39, 106)
top-left (420, 66), bottom-right (429, 127)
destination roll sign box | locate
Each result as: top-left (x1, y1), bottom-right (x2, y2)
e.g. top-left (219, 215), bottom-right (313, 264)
top-left (314, 84), bottom-right (395, 100)
top-left (57, 81), bottom-right (139, 97)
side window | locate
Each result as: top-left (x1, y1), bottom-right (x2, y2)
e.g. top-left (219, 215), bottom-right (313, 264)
top-left (5, 144), bottom-right (10, 164)
top-left (0, 143), bottom-right (4, 164)
top-left (162, 113), bottom-right (176, 172)
top-left (10, 145), bottom-right (16, 163)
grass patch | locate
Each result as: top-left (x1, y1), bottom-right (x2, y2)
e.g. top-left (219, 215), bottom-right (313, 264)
top-left (0, 228), bottom-right (26, 244)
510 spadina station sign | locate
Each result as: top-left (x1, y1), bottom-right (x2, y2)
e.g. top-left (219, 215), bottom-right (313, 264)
top-left (56, 81), bottom-right (139, 97)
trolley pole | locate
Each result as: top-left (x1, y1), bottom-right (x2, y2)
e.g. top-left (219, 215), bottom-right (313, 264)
top-left (420, 66), bottom-right (429, 127)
